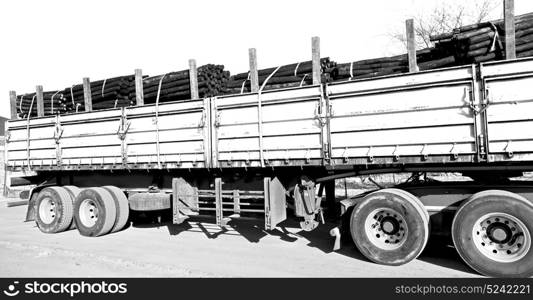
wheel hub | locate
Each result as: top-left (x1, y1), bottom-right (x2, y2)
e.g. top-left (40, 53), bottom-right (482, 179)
top-left (79, 199), bottom-right (99, 227)
top-left (365, 208), bottom-right (407, 250)
top-left (38, 197), bottom-right (56, 224)
top-left (486, 222), bottom-right (512, 244)
top-left (380, 216), bottom-right (400, 235)
top-left (472, 213), bottom-right (531, 263)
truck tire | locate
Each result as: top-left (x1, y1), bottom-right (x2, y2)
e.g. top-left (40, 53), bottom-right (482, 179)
top-left (350, 189), bottom-right (429, 266)
top-left (452, 190), bottom-right (533, 277)
top-left (62, 185), bottom-right (81, 230)
top-left (102, 186), bottom-right (130, 233)
top-left (35, 187), bottom-right (74, 234)
top-left (74, 187), bottom-right (117, 237)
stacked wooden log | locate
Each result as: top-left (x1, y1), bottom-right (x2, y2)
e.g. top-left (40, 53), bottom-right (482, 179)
top-left (139, 64), bottom-right (228, 104)
top-left (333, 12), bottom-right (533, 82)
top-left (223, 58), bottom-right (336, 94)
top-left (62, 75), bottom-right (136, 112)
top-left (430, 12), bottom-right (533, 63)
top-left (16, 91), bottom-right (68, 118)
top-left (13, 11), bottom-right (533, 116)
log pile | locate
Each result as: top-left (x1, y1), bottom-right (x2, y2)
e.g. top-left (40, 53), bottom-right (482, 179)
top-left (333, 12), bottom-right (533, 82)
top-left (62, 75), bottom-right (136, 113)
top-left (13, 12), bottom-right (533, 117)
top-left (430, 12), bottom-right (533, 61)
top-left (138, 64), bottom-right (228, 104)
top-left (223, 58), bottom-right (336, 94)
top-left (16, 91), bottom-right (68, 118)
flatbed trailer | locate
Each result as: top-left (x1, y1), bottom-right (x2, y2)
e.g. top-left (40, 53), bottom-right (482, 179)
top-left (5, 55), bottom-right (533, 277)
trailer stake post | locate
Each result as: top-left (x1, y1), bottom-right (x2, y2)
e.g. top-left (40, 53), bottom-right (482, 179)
top-left (35, 85), bottom-right (44, 117)
top-left (504, 0), bottom-right (516, 59)
top-left (82, 77), bottom-right (92, 112)
top-left (9, 91), bottom-right (17, 119)
top-left (135, 68), bottom-right (144, 106)
top-left (249, 48), bottom-right (259, 93)
top-left (312, 36), bottom-right (321, 85)
top-left (189, 59), bottom-right (199, 99)
top-left (406, 19), bottom-right (418, 72)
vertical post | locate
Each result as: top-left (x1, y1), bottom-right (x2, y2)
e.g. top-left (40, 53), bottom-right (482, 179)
top-left (312, 36), bottom-right (321, 85)
top-left (406, 19), bottom-right (418, 72)
top-left (135, 68), bottom-right (144, 106)
top-left (82, 77), bottom-right (92, 112)
top-left (504, 0), bottom-right (516, 59)
top-left (215, 178), bottom-right (223, 226)
top-left (188, 59), bottom-right (199, 99)
top-left (248, 48), bottom-right (259, 92)
top-left (9, 91), bottom-right (17, 119)
top-left (35, 85), bottom-right (44, 117)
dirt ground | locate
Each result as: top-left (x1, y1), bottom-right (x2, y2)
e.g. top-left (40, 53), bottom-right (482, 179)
top-left (0, 197), bottom-right (479, 278)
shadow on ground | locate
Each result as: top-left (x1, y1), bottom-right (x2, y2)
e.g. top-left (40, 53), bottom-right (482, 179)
top-left (129, 210), bottom-right (476, 275)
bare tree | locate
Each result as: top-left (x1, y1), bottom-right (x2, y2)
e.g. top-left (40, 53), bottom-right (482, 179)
top-left (390, 0), bottom-right (501, 50)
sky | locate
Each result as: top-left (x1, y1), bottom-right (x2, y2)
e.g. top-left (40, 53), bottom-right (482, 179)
top-left (1, 0), bottom-right (533, 119)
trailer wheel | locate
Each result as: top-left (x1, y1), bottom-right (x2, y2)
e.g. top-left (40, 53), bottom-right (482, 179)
top-left (350, 189), bottom-right (428, 266)
top-left (35, 187), bottom-right (74, 234)
top-left (62, 185), bottom-right (82, 230)
top-left (102, 186), bottom-right (130, 233)
top-left (74, 187), bottom-right (117, 237)
top-left (452, 190), bottom-right (533, 277)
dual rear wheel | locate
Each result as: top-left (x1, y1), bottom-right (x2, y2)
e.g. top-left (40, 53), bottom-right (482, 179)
top-left (452, 190), bottom-right (533, 277)
top-left (35, 186), bottom-right (129, 237)
top-left (350, 189), bottom-right (429, 266)
top-left (349, 188), bottom-right (533, 277)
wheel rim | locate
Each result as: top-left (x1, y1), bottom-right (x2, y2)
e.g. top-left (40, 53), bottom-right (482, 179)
top-left (78, 199), bottom-right (99, 227)
top-left (364, 208), bottom-right (408, 250)
top-left (38, 197), bottom-right (56, 224)
top-left (472, 212), bottom-right (531, 263)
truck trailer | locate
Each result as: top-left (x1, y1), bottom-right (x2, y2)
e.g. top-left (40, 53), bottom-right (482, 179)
top-left (4, 55), bottom-right (533, 278)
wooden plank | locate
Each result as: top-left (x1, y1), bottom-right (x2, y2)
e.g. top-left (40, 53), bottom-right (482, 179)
top-left (329, 108), bottom-right (474, 133)
top-left (218, 149), bottom-right (322, 161)
top-left (330, 125), bottom-right (476, 148)
top-left (188, 59), bottom-right (199, 99)
top-left (218, 134), bottom-right (322, 152)
top-left (312, 36), bottom-right (321, 85)
top-left (484, 77), bottom-right (533, 103)
top-left (327, 66), bottom-right (473, 95)
top-left (406, 19), bottom-right (418, 72)
top-left (329, 84), bottom-right (471, 115)
top-left (330, 144), bottom-right (476, 158)
top-left (249, 48), bottom-right (259, 93)
top-left (35, 85), bottom-right (45, 117)
top-left (504, 0), bottom-right (516, 59)
top-left (82, 77), bottom-right (93, 111)
top-left (218, 101), bottom-right (317, 124)
top-left (217, 121), bottom-right (320, 139)
top-left (9, 91), bottom-right (17, 119)
top-left (488, 121), bottom-right (533, 140)
top-left (135, 68), bottom-right (144, 106)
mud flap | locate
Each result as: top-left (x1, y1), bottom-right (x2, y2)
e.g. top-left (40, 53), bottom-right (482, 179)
top-left (25, 185), bottom-right (53, 222)
top-left (172, 178), bottom-right (199, 224)
top-left (25, 192), bottom-right (38, 222)
top-left (264, 177), bottom-right (287, 231)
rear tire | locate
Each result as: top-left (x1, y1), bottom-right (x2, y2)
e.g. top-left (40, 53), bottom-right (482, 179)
top-left (74, 187), bottom-right (117, 237)
top-left (102, 186), bottom-right (129, 233)
top-left (452, 190), bottom-right (533, 277)
top-left (35, 187), bottom-right (73, 234)
top-left (62, 185), bottom-right (81, 230)
top-left (350, 188), bottom-right (429, 266)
